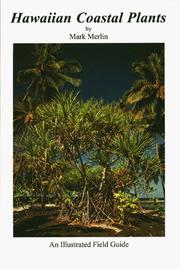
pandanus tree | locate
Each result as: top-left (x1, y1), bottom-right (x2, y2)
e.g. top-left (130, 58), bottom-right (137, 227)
top-left (36, 92), bottom-right (105, 221)
top-left (18, 121), bottom-right (57, 207)
top-left (14, 90), bottom-right (162, 221)
top-left (35, 93), bottom-right (136, 221)
top-left (113, 130), bottom-right (157, 197)
top-left (91, 103), bottom-right (134, 217)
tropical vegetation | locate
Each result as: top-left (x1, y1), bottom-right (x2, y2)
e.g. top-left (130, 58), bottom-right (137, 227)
top-left (14, 44), bottom-right (165, 230)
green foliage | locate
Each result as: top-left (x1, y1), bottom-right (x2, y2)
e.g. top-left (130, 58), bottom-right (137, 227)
top-left (14, 48), bottom-right (165, 223)
top-left (14, 185), bottom-right (37, 207)
top-left (16, 44), bottom-right (82, 106)
top-left (113, 130), bottom-right (154, 159)
top-left (154, 205), bottom-right (165, 216)
top-left (114, 191), bottom-right (138, 223)
top-left (14, 92), bottom-right (161, 216)
top-left (153, 199), bottom-right (165, 216)
top-left (124, 50), bottom-right (164, 137)
top-left (62, 169), bottom-right (83, 191)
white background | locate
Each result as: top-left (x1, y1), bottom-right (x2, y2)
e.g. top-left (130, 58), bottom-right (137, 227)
top-left (1, 0), bottom-right (180, 268)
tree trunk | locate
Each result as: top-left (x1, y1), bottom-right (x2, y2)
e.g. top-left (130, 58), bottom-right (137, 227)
top-left (156, 142), bottom-right (165, 198)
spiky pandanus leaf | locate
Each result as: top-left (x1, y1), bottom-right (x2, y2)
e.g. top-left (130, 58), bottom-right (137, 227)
top-left (113, 130), bottom-right (155, 159)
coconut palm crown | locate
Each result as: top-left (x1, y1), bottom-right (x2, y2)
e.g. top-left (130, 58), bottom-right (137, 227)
top-left (17, 44), bottom-right (82, 102)
top-left (123, 50), bottom-right (164, 137)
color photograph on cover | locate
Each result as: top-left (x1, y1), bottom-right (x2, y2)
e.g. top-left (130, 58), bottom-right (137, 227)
top-left (13, 43), bottom-right (165, 237)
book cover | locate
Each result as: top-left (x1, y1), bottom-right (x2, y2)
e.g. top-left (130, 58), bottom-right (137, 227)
top-left (0, 0), bottom-right (180, 268)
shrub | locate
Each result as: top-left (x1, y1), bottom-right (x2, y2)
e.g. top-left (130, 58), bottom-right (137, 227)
top-left (14, 185), bottom-right (37, 207)
top-left (114, 191), bottom-right (138, 223)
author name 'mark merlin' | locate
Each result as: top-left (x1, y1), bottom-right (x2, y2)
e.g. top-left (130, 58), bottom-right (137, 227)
top-left (69, 33), bottom-right (108, 40)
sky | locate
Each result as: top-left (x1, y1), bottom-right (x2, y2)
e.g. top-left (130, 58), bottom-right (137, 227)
top-left (14, 43), bottom-right (163, 102)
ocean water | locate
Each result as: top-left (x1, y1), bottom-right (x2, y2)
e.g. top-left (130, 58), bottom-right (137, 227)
top-left (136, 179), bottom-right (164, 199)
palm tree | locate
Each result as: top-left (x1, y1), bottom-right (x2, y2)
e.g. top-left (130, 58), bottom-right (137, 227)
top-left (123, 50), bottom-right (165, 197)
top-left (124, 50), bottom-right (164, 137)
top-left (17, 44), bottom-right (82, 103)
top-left (14, 44), bottom-right (82, 138)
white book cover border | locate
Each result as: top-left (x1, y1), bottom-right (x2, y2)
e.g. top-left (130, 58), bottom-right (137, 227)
top-left (1, 0), bottom-right (180, 268)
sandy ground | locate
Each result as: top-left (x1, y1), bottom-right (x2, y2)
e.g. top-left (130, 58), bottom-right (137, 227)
top-left (14, 207), bottom-right (165, 237)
